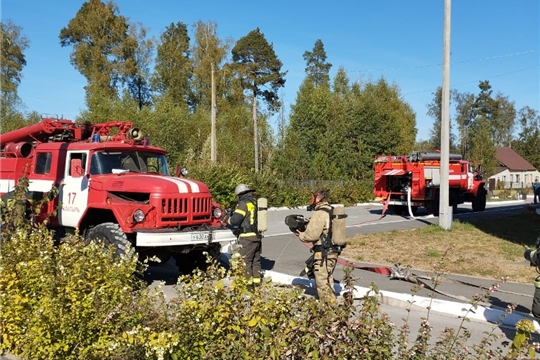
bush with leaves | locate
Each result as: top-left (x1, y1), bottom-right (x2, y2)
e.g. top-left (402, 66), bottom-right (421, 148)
top-left (0, 229), bottom-right (160, 359)
top-left (108, 255), bottom-right (398, 359)
top-left (187, 162), bottom-right (374, 209)
top-left (186, 162), bottom-right (248, 208)
top-left (0, 178), bottom-right (163, 359)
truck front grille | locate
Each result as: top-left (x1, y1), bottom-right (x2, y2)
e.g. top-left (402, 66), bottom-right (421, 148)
top-left (159, 195), bottom-right (212, 224)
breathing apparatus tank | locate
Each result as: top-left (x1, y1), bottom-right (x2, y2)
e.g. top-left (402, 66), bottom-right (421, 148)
top-left (331, 206), bottom-right (347, 246)
top-left (257, 197), bottom-right (268, 232)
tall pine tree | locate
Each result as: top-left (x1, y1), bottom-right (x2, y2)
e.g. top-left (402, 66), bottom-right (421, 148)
top-left (231, 28), bottom-right (286, 171)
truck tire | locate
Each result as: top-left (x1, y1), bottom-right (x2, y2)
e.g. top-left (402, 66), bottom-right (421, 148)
top-left (449, 192), bottom-right (458, 213)
top-left (86, 222), bottom-right (135, 258)
top-left (472, 189), bottom-right (487, 212)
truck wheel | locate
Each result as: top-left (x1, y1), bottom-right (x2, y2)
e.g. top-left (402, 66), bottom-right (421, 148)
top-left (86, 223), bottom-right (135, 258)
top-left (472, 189), bottom-right (487, 212)
top-left (449, 192), bottom-right (458, 213)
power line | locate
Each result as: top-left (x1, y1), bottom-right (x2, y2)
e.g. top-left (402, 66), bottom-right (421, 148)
top-left (354, 49), bottom-right (538, 74)
top-left (403, 64), bottom-right (540, 96)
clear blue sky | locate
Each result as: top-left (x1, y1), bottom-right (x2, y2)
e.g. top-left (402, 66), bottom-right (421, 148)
top-left (2, 0), bottom-right (539, 141)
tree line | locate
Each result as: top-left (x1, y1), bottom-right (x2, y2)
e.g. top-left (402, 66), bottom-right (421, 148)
top-left (2, 0), bottom-right (539, 187)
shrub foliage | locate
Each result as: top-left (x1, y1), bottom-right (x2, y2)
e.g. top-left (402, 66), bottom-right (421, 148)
top-left (1, 179), bottom-right (539, 359)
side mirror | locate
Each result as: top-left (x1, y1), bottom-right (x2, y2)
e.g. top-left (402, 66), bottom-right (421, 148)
top-left (70, 158), bottom-right (84, 178)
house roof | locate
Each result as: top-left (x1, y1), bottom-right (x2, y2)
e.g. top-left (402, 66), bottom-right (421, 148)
top-left (496, 147), bottom-right (536, 171)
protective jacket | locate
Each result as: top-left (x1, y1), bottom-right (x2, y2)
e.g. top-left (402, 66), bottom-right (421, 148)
top-left (227, 193), bottom-right (260, 239)
top-left (299, 202), bottom-right (331, 245)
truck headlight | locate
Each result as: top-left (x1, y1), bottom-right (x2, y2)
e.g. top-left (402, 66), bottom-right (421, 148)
top-left (133, 209), bottom-right (145, 222)
top-left (213, 207), bottom-right (223, 219)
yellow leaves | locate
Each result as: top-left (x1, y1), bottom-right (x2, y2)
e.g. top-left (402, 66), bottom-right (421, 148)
top-left (248, 315), bottom-right (264, 327)
top-left (289, 320), bottom-right (297, 327)
top-left (4, 275), bottom-right (18, 290)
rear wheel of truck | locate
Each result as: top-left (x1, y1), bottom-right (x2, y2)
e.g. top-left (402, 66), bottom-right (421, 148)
top-left (472, 188), bottom-right (487, 212)
top-left (86, 222), bottom-right (135, 258)
top-left (449, 191), bottom-right (458, 214)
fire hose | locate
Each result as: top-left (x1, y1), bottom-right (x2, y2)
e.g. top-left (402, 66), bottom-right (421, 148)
top-left (407, 186), bottom-right (416, 219)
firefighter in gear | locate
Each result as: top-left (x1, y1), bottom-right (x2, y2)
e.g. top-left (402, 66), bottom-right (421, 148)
top-left (227, 184), bottom-right (262, 286)
top-left (523, 233), bottom-right (540, 318)
top-left (295, 190), bottom-right (338, 302)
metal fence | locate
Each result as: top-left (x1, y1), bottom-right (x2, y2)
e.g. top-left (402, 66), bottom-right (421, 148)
top-left (495, 181), bottom-right (535, 190)
top-left (277, 180), bottom-right (345, 188)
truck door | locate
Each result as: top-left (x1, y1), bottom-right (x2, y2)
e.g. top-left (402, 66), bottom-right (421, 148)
top-left (467, 163), bottom-right (474, 190)
top-left (58, 151), bottom-right (89, 228)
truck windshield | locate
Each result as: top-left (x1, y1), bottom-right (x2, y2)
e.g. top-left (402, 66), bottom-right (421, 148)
top-left (90, 151), bottom-right (170, 175)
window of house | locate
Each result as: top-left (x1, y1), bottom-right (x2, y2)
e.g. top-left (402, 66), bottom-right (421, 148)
top-left (34, 152), bottom-right (53, 174)
top-left (516, 174), bottom-right (520, 183)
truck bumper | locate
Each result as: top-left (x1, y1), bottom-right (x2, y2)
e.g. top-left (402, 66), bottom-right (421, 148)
top-left (135, 228), bottom-right (237, 247)
top-left (387, 200), bottom-right (424, 207)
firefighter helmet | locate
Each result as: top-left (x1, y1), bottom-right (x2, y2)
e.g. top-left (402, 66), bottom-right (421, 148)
top-left (234, 183), bottom-right (253, 196)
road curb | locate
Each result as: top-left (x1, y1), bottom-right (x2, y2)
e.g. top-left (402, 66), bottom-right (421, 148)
top-left (262, 269), bottom-right (540, 330)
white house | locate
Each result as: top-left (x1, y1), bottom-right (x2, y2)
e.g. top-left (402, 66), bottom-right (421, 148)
top-left (489, 147), bottom-right (539, 189)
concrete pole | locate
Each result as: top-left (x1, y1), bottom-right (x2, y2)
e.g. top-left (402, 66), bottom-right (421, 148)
top-left (210, 63), bottom-right (216, 162)
top-left (253, 94), bottom-right (259, 172)
top-left (439, 0), bottom-right (452, 230)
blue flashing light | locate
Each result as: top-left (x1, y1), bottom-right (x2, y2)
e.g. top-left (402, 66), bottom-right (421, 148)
top-left (92, 133), bottom-right (100, 142)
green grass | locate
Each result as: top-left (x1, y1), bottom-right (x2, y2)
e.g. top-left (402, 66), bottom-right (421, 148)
top-left (343, 214), bottom-right (540, 283)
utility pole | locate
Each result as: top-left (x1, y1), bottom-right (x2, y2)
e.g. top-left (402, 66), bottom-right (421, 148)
top-left (210, 62), bottom-right (216, 162)
top-left (253, 94), bottom-right (259, 172)
top-left (439, 0), bottom-right (452, 230)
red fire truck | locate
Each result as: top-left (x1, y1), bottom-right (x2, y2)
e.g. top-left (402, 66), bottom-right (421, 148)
top-left (0, 118), bottom-right (235, 271)
top-left (373, 151), bottom-right (487, 216)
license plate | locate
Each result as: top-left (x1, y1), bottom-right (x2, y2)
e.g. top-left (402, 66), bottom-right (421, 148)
top-left (191, 233), bottom-right (211, 242)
